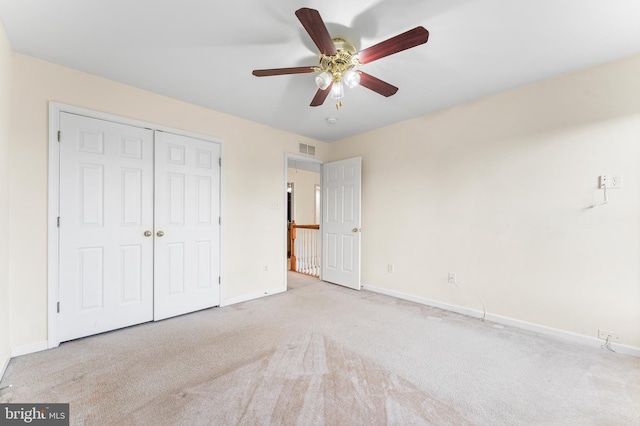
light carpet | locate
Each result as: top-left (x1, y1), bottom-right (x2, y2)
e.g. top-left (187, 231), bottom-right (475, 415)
top-left (1, 273), bottom-right (639, 425)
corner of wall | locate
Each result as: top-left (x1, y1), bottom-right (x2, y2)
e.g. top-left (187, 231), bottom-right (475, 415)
top-left (0, 16), bottom-right (14, 382)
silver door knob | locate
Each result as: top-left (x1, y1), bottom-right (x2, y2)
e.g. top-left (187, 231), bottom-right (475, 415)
top-left (352, 228), bottom-right (359, 233)
top-left (156, 230), bottom-right (165, 237)
top-left (144, 230), bottom-right (152, 237)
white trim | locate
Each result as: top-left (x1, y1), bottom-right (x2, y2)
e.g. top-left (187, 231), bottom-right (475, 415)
top-left (11, 341), bottom-right (49, 358)
top-left (48, 101), bottom-right (224, 348)
top-left (314, 184), bottom-right (321, 225)
top-left (49, 102), bottom-right (223, 144)
top-left (283, 153), bottom-right (323, 291)
top-left (362, 283), bottom-right (640, 358)
top-left (221, 287), bottom-right (285, 307)
top-left (0, 348), bottom-right (10, 380)
top-left (218, 138), bottom-right (225, 307)
top-left (48, 103), bottom-right (61, 348)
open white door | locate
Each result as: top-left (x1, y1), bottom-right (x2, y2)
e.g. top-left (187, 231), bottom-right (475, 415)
top-left (321, 157), bottom-right (362, 290)
top-left (58, 113), bottom-right (154, 342)
top-left (154, 131), bottom-right (221, 320)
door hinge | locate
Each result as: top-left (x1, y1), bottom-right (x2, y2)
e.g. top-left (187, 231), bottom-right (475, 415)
top-left (218, 276), bottom-right (221, 285)
top-left (57, 131), bottom-right (61, 142)
top-left (218, 216), bottom-right (221, 225)
top-left (57, 301), bottom-right (60, 313)
top-left (57, 217), bottom-right (60, 227)
top-left (219, 157), bottom-right (222, 167)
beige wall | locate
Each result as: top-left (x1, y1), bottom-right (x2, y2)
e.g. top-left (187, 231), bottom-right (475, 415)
top-left (5, 46), bottom-right (640, 355)
top-left (288, 168), bottom-right (320, 225)
top-left (330, 54), bottom-right (640, 348)
top-left (0, 20), bottom-right (12, 372)
top-left (9, 54), bottom-right (328, 349)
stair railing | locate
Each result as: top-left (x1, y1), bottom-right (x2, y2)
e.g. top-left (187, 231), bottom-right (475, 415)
top-left (290, 221), bottom-right (321, 277)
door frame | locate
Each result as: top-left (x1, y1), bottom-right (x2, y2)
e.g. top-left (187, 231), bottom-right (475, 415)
top-left (283, 153), bottom-right (323, 290)
top-left (47, 102), bottom-right (224, 348)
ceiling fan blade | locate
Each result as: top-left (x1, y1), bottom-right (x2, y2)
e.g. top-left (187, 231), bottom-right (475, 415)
top-left (295, 8), bottom-right (337, 56)
top-left (310, 82), bottom-right (333, 107)
top-left (357, 27), bottom-right (429, 64)
top-left (359, 72), bottom-right (398, 97)
top-left (252, 67), bottom-right (316, 77)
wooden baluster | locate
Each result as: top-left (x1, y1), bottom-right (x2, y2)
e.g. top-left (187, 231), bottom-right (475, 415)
top-left (298, 228), bottom-right (303, 273)
top-left (309, 229), bottom-right (312, 275)
top-left (299, 228), bottom-right (303, 273)
top-left (303, 229), bottom-right (308, 274)
top-left (315, 228), bottom-right (320, 276)
top-left (300, 229), bottom-right (304, 274)
top-left (314, 225), bottom-right (318, 277)
top-left (299, 228), bottom-right (304, 273)
top-left (302, 229), bottom-right (306, 273)
top-left (309, 230), bottom-right (312, 274)
top-left (308, 229), bottom-right (312, 275)
top-left (318, 227), bottom-right (321, 276)
top-left (290, 221), bottom-right (297, 272)
top-left (311, 229), bottom-right (316, 276)
top-left (308, 226), bottom-right (312, 276)
top-left (304, 229), bottom-right (309, 274)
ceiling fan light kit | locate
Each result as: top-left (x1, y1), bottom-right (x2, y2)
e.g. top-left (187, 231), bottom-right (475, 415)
top-left (343, 70), bottom-right (361, 89)
top-left (252, 7), bottom-right (429, 110)
top-left (315, 71), bottom-right (333, 91)
top-left (330, 81), bottom-right (345, 101)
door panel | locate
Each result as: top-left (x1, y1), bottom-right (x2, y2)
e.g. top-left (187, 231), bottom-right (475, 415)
top-left (58, 113), bottom-right (154, 342)
top-left (121, 244), bottom-right (143, 302)
top-left (154, 131), bottom-right (221, 320)
top-left (321, 157), bottom-right (362, 290)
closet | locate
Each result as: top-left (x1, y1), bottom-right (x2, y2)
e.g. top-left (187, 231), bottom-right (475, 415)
top-left (56, 112), bottom-right (221, 342)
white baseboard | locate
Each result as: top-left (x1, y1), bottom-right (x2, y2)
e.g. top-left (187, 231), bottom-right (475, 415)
top-left (0, 348), bottom-right (10, 381)
top-left (11, 340), bottom-right (48, 358)
top-left (362, 283), bottom-right (640, 358)
top-left (221, 286), bottom-right (285, 307)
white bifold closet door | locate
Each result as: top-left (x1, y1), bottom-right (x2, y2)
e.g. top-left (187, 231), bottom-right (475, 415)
top-left (153, 131), bottom-right (221, 320)
top-left (58, 113), bottom-right (221, 342)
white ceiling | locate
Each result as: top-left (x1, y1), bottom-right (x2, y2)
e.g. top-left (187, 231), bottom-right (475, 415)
top-left (1, 0), bottom-right (639, 142)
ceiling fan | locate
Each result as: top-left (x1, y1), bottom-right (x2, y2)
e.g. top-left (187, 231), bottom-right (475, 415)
top-left (252, 8), bottom-right (429, 109)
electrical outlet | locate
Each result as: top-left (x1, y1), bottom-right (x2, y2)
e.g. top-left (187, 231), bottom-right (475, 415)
top-left (263, 265), bottom-right (268, 273)
top-left (609, 174), bottom-right (621, 188)
top-left (600, 175), bottom-right (621, 189)
top-left (598, 329), bottom-right (621, 342)
top-left (448, 272), bottom-right (456, 284)
top-left (387, 264), bottom-right (394, 273)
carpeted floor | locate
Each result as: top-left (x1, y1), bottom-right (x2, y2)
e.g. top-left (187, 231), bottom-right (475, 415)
top-left (1, 273), bottom-right (639, 425)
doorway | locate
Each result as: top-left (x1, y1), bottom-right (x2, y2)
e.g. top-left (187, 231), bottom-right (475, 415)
top-left (284, 154), bottom-right (322, 289)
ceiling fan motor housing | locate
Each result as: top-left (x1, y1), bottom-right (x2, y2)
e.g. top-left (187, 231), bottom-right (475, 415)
top-left (317, 38), bottom-right (360, 81)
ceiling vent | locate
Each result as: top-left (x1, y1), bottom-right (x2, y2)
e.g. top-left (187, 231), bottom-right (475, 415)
top-left (299, 143), bottom-right (316, 156)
